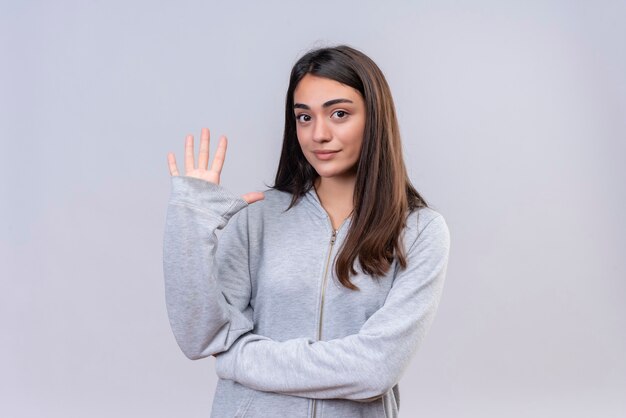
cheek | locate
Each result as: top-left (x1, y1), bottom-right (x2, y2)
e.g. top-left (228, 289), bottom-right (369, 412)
top-left (295, 126), bottom-right (307, 145)
top-left (295, 128), bottom-right (313, 161)
top-left (341, 123), bottom-right (365, 149)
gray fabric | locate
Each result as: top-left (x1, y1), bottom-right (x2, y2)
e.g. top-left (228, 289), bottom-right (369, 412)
top-left (163, 175), bottom-right (450, 417)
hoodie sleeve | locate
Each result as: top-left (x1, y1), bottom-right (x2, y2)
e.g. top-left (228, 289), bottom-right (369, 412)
top-left (163, 175), bottom-right (254, 360)
top-left (214, 214), bottom-right (450, 401)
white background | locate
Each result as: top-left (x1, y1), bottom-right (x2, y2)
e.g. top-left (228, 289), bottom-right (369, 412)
top-left (1, 0), bottom-right (624, 417)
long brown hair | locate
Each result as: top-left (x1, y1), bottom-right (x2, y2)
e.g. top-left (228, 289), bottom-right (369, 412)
top-left (273, 45), bottom-right (428, 290)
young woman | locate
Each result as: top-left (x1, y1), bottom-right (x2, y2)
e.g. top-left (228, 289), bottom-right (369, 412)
top-left (164, 45), bottom-right (450, 418)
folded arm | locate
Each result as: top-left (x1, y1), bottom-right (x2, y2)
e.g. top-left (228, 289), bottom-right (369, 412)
top-left (215, 214), bottom-right (450, 400)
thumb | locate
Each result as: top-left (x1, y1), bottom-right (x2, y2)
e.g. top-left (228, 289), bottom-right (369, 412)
top-left (242, 191), bottom-right (265, 204)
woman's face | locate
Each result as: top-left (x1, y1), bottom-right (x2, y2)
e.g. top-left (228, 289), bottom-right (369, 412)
top-left (293, 74), bottom-right (366, 181)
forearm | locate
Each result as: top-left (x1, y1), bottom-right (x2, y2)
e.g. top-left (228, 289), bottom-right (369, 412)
top-left (163, 176), bottom-right (253, 359)
top-left (215, 333), bottom-right (395, 400)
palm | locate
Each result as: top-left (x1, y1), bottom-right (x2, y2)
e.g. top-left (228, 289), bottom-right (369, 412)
top-left (167, 128), bottom-right (264, 204)
top-left (185, 167), bottom-right (220, 185)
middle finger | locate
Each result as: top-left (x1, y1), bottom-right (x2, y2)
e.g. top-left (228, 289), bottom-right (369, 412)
top-left (198, 128), bottom-right (210, 170)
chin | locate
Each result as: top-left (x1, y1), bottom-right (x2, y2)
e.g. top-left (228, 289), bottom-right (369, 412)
top-left (306, 158), bottom-right (357, 179)
top-left (312, 167), bottom-right (354, 179)
top-left (310, 165), bottom-right (338, 177)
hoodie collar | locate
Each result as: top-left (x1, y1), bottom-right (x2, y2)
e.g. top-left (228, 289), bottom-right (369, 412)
top-left (302, 187), bottom-right (353, 233)
top-left (302, 186), bottom-right (328, 219)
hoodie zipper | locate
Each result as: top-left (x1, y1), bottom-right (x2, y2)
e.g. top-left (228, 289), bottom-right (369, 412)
top-left (311, 228), bottom-right (338, 418)
top-left (318, 229), bottom-right (337, 341)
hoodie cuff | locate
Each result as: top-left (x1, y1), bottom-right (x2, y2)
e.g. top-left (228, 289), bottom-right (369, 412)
top-left (169, 175), bottom-right (249, 221)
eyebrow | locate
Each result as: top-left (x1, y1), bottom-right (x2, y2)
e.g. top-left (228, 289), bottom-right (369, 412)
top-left (294, 98), bottom-right (354, 110)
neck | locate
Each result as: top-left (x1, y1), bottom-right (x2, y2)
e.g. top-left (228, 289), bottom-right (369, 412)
top-left (314, 175), bottom-right (356, 228)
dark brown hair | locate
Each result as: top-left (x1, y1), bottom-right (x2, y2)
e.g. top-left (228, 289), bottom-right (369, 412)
top-left (273, 45), bottom-right (428, 290)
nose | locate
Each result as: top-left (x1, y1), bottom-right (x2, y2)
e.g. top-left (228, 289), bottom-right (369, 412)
top-left (312, 118), bottom-right (331, 143)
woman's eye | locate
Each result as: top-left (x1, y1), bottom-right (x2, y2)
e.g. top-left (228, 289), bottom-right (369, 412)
top-left (332, 110), bottom-right (348, 119)
top-left (296, 114), bottom-right (311, 123)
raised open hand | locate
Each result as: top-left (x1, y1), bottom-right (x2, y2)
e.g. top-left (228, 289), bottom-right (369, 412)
top-left (167, 128), bottom-right (265, 204)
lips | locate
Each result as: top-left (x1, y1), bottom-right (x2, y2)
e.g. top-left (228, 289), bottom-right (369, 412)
top-left (312, 150), bottom-right (339, 160)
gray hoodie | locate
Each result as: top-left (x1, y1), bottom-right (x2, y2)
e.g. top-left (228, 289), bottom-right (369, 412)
top-left (163, 175), bottom-right (450, 418)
